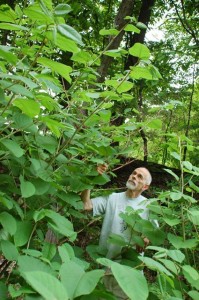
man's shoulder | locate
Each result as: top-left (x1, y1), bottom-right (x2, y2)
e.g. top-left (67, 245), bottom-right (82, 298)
top-left (108, 191), bottom-right (126, 201)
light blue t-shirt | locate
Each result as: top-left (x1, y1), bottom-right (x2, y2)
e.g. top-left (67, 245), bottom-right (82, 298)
top-left (91, 191), bottom-right (149, 259)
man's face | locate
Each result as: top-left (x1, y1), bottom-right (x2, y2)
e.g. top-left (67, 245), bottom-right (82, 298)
top-left (126, 168), bottom-right (149, 192)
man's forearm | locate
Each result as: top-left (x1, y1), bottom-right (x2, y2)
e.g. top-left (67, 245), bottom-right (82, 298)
top-left (81, 189), bottom-right (93, 211)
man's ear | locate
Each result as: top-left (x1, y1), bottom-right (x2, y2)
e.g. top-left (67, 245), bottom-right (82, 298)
top-left (143, 185), bottom-right (149, 191)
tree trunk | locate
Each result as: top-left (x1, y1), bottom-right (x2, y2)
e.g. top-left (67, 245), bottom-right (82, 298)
top-left (137, 85), bottom-right (148, 161)
top-left (98, 0), bottom-right (135, 82)
top-left (125, 0), bottom-right (156, 68)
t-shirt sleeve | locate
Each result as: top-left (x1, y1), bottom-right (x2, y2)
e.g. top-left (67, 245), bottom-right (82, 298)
top-left (91, 196), bottom-right (108, 216)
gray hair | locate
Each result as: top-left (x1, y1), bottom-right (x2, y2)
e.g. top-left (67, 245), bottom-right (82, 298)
top-left (137, 167), bottom-right (152, 185)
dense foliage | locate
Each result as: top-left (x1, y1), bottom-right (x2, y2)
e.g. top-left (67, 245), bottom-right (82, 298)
top-left (0, 0), bottom-right (198, 299)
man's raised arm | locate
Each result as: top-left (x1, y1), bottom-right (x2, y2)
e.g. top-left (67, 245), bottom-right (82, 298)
top-left (80, 164), bottom-right (108, 211)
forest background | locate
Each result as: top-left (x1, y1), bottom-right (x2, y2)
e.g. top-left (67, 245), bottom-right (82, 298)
top-left (0, 0), bottom-right (198, 299)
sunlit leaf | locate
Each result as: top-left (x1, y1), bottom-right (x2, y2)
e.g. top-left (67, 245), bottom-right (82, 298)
top-left (13, 99), bottom-right (40, 117)
top-left (124, 24), bottom-right (140, 33)
top-left (129, 43), bottom-right (150, 59)
top-left (37, 57), bottom-right (72, 83)
top-left (99, 28), bottom-right (119, 36)
top-left (0, 23), bottom-right (28, 30)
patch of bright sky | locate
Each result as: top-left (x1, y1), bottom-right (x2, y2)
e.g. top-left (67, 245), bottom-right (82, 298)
top-left (145, 27), bottom-right (165, 42)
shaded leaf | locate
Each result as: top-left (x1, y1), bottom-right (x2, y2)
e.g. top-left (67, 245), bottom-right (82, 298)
top-left (112, 262), bottom-right (149, 300)
top-left (57, 24), bottom-right (83, 45)
top-left (0, 212), bottom-right (17, 235)
top-left (21, 271), bottom-right (68, 300)
top-left (1, 240), bottom-right (19, 261)
top-left (0, 139), bottom-right (24, 158)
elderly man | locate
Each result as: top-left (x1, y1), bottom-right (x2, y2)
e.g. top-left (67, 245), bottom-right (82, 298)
top-left (81, 165), bottom-right (152, 259)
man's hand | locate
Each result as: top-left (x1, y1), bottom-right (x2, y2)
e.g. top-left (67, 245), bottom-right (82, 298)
top-left (97, 164), bottom-right (108, 175)
top-left (136, 237), bottom-right (150, 253)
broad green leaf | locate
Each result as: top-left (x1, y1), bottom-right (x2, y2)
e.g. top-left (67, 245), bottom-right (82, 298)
top-left (189, 180), bottom-right (199, 193)
top-left (158, 259), bottom-right (180, 275)
top-left (97, 257), bottom-right (114, 268)
top-left (22, 249), bottom-right (42, 258)
top-left (24, 4), bottom-right (53, 22)
top-left (170, 192), bottom-right (182, 201)
top-left (58, 243), bottom-right (75, 263)
top-left (182, 161), bottom-right (193, 170)
top-left (147, 119), bottom-right (162, 129)
top-left (60, 261), bottom-right (85, 299)
top-left (46, 32), bottom-right (79, 53)
top-left (42, 242), bottom-right (56, 261)
top-left (0, 22), bottom-right (27, 31)
top-left (54, 4), bottom-right (72, 16)
top-left (107, 233), bottom-right (126, 246)
top-left (41, 117), bottom-right (63, 137)
top-left (0, 282), bottom-right (7, 300)
top-left (168, 233), bottom-right (198, 249)
top-left (124, 24), bottom-right (140, 33)
top-left (0, 212), bottom-right (17, 235)
top-left (31, 179), bottom-right (50, 195)
top-left (117, 81), bottom-right (134, 93)
top-left (130, 66), bottom-right (153, 80)
top-left (111, 262), bottom-right (149, 300)
top-left (188, 290), bottom-right (199, 300)
top-left (136, 22), bottom-right (147, 29)
top-left (1, 80), bottom-right (34, 98)
top-left (21, 271), bottom-right (68, 300)
top-left (1, 240), bottom-right (19, 261)
top-left (188, 210), bottom-right (199, 225)
top-left (20, 176), bottom-right (36, 198)
top-left (0, 139), bottom-right (24, 157)
top-left (14, 221), bottom-right (33, 247)
top-left (163, 168), bottom-right (179, 181)
top-left (0, 88), bottom-right (5, 103)
top-left (35, 135), bottom-right (58, 154)
top-left (182, 265), bottom-right (199, 281)
top-left (74, 269), bottom-right (104, 298)
top-left (18, 255), bottom-right (53, 274)
top-left (104, 49), bottom-right (127, 58)
top-left (37, 57), bottom-right (72, 84)
top-left (99, 28), bottom-right (119, 36)
top-left (72, 50), bottom-right (94, 64)
top-left (0, 46), bottom-right (17, 64)
top-left (139, 256), bottom-right (173, 276)
top-left (33, 209), bottom-right (76, 241)
top-left (60, 261), bottom-right (104, 298)
top-left (0, 73), bottom-right (38, 89)
top-left (182, 267), bottom-right (199, 290)
top-left (0, 4), bottom-right (17, 22)
top-left (182, 194), bottom-right (197, 203)
top-left (167, 250), bottom-right (185, 263)
top-left (170, 152), bottom-right (180, 160)
top-left (8, 285), bottom-right (34, 298)
top-left (129, 43), bottom-right (150, 59)
top-left (163, 217), bottom-right (180, 226)
top-left (13, 99), bottom-right (40, 117)
top-left (13, 113), bottom-right (37, 133)
top-left (57, 24), bottom-right (83, 45)
top-left (0, 193), bottom-right (13, 209)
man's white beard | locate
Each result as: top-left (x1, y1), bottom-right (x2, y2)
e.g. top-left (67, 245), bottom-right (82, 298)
top-left (126, 181), bottom-right (136, 190)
